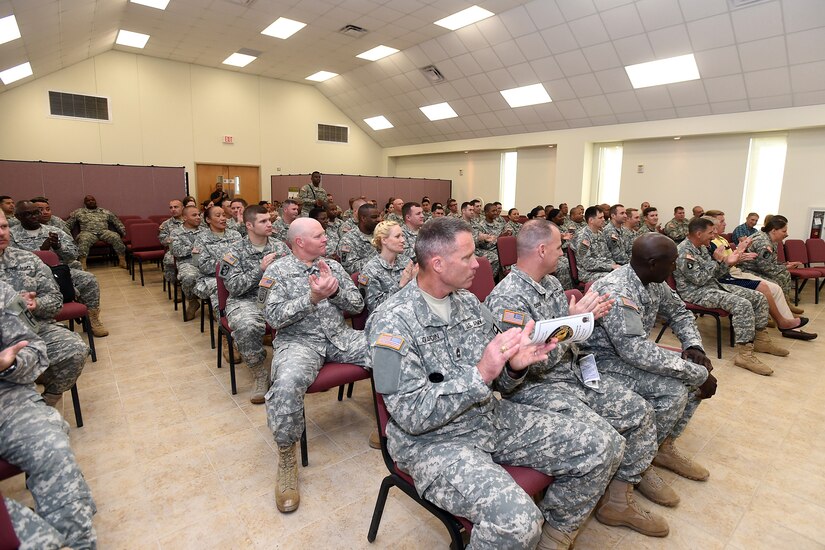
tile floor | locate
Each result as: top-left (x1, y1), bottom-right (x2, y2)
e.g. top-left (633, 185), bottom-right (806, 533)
top-left (3, 262), bottom-right (824, 549)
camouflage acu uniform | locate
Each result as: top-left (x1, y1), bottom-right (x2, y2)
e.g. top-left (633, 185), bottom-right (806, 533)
top-left (385, 212), bottom-right (403, 224)
top-left (158, 217), bottom-right (183, 283)
top-left (358, 254), bottom-right (413, 313)
top-left (170, 226), bottom-right (202, 298)
top-left (298, 183), bottom-right (328, 217)
top-left (675, 239), bottom-right (768, 343)
top-left (503, 220), bottom-right (521, 237)
top-left (66, 207), bottom-right (126, 256)
top-left (337, 217), bottom-right (356, 239)
top-left (554, 255), bottom-right (574, 290)
top-left (271, 218), bottom-right (291, 243)
top-left (44, 216), bottom-right (71, 236)
top-left (9, 225), bottom-right (101, 309)
top-left (584, 265), bottom-right (709, 443)
top-left (474, 218), bottom-right (506, 278)
top-left (324, 226), bottom-right (340, 259)
top-left (0, 248), bottom-right (89, 396)
top-left (574, 226), bottom-right (614, 283)
top-left (400, 225), bottom-right (418, 262)
top-left (602, 223), bottom-right (630, 265)
top-left (263, 255), bottom-right (367, 447)
top-left (663, 218), bottom-right (689, 243)
top-left (366, 280), bottom-right (621, 546)
top-left (0, 281), bottom-right (96, 549)
top-left (637, 224), bottom-right (657, 236)
top-left (486, 266), bottom-right (656, 485)
top-left (7, 216), bottom-right (20, 227)
top-left (222, 237), bottom-right (291, 368)
top-left (226, 217), bottom-right (247, 237)
top-left (193, 229), bottom-right (242, 312)
top-left (740, 231), bottom-right (792, 295)
top-left (338, 228), bottom-right (377, 275)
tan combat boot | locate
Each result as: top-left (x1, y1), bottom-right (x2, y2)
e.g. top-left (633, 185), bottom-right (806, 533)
top-left (184, 297), bottom-right (200, 321)
top-left (118, 254), bottom-right (128, 269)
top-left (79, 256), bottom-right (88, 270)
top-left (249, 364), bottom-right (269, 405)
top-left (753, 329), bottom-right (789, 357)
top-left (733, 343), bottom-right (773, 376)
top-left (653, 437), bottom-right (709, 481)
top-left (222, 336), bottom-right (243, 364)
top-left (276, 444), bottom-right (300, 513)
top-left (42, 392), bottom-right (62, 407)
top-left (595, 479), bottom-right (669, 537)
top-left (87, 308), bottom-right (109, 337)
top-left (369, 430), bottom-right (381, 449)
top-left (766, 318), bottom-right (776, 328)
top-left (636, 467), bottom-right (680, 507)
top-left (536, 524), bottom-right (577, 550)
top-left (786, 297), bottom-right (804, 315)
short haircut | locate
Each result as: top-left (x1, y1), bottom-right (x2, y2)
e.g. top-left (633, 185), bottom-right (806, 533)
top-left (30, 196), bottom-right (49, 203)
top-left (258, 200), bottom-right (270, 206)
top-left (517, 219), bottom-right (557, 257)
top-left (311, 171), bottom-right (320, 176)
top-left (433, 206), bottom-right (445, 214)
top-left (688, 216), bottom-right (714, 234)
top-left (460, 201), bottom-right (472, 210)
top-left (747, 212), bottom-right (759, 218)
top-left (415, 217), bottom-right (472, 270)
top-left (0, 195), bottom-right (10, 202)
top-left (421, 196), bottom-right (430, 204)
top-left (471, 199), bottom-right (481, 207)
top-left (447, 198), bottom-right (457, 205)
top-left (609, 204), bottom-right (624, 217)
top-left (308, 206), bottom-right (327, 220)
top-left (231, 197), bottom-right (248, 207)
top-left (508, 208), bottom-right (518, 216)
top-left (493, 201), bottom-right (502, 207)
top-left (584, 206), bottom-right (600, 222)
top-left (642, 207), bottom-right (658, 217)
top-left (243, 204), bottom-right (268, 225)
top-left (402, 201), bottom-right (420, 220)
top-left (483, 203), bottom-right (496, 214)
top-left (282, 199), bottom-right (298, 208)
top-left (371, 220), bottom-right (399, 251)
top-left (546, 208), bottom-right (561, 222)
top-left (183, 205), bottom-right (199, 215)
top-left (674, 206), bottom-right (685, 214)
top-left (626, 208), bottom-right (638, 216)
top-left (357, 202), bottom-right (377, 220)
top-left (704, 209), bottom-right (724, 218)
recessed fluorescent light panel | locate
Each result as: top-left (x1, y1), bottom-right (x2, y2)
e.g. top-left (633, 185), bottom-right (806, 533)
top-left (356, 45), bottom-right (399, 61)
top-left (0, 61), bottom-right (32, 85)
top-left (364, 116), bottom-right (393, 130)
top-left (116, 29), bottom-right (150, 48)
top-left (500, 83), bottom-right (552, 108)
top-left (262, 17), bottom-right (306, 39)
top-left (306, 71), bottom-right (338, 82)
top-left (434, 5), bottom-right (494, 30)
top-left (625, 54), bottom-right (700, 89)
top-left (0, 15), bottom-right (21, 45)
top-left (130, 0), bottom-right (170, 9)
top-left (420, 102), bottom-right (458, 121)
top-left (223, 53), bottom-right (256, 67)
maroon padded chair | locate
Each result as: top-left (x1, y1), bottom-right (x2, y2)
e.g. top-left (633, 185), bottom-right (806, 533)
top-left (780, 240), bottom-right (821, 305)
top-left (564, 289), bottom-right (583, 304)
top-left (0, 460), bottom-right (22, 550)
top-left (148, 215), bottom-right (169, 225)
top-left (806, 238), bottom-right (825, 301)
top-left (129, 223), bottom-right (165, 286)
top-left (367, 380), bottom-right (553, 548)
top-left (468, 256), bottom-right (496, 302)
top-left (497, 235), bottom-right (517, 276)
top-left (565, 246), bottom-right (586, 292)
top-left (118, 215), bottom-right (142, 223)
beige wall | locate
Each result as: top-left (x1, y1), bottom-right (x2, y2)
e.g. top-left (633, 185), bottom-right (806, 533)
top-left (781, 128), bottom-right (825, 239)
top-left (515, 146), bottom-right (556, 212)
top-left (392, 150), bottom-right (502, 205)
top-left (0, 50), bottom-right (383, 200)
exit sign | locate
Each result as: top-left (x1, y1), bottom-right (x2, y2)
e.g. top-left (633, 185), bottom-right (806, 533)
top-left (223, 135), bottom-right (234, 144)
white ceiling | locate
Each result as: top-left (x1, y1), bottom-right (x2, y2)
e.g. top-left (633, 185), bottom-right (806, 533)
top-left (2, 0), bottom-right (825, 147)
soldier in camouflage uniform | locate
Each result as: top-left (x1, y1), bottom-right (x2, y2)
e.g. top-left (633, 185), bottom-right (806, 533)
top-left (338, 203), bottom-right (380, 275)
top-left (192, 206), bottom-right (242, 315)
top-left (486, 220), bottom-right (672, 534)
top-left (575, 206), bottom-right (619, 283)
top-left (10, 201), bottom-right (109, 337)
top-left (504, 208), bottom-right (522, 236)
top-left (637, 207), bottom-right (661, 236)
top-left (603, 204), bottom-right (630, 265)
top-left (0, 280), bottom-right (97, 549)
top-left (400, 201), bottom-right (424, 262)
top-left (367, 218), bottom-right (621, 550)
top-left (445, 198), bottom-right (461, 218)
top-left (564, 206), bottom-right (586, 236)
top-left (170, 206), bottom-right (203, 321)
top-left (624, 208), bottom-right (641, 243)
top-left (740, 217), bottom-right (795, 302)
top-left (308, 207), bottom-right (340, 260)
top-left (298, 171), bottom-right (328, 217)
top-left (159, 200), bottom-right (184, 284)
top-left (474, 203), bottom-right (511, 279)
top-left (271, 199), bottom-right (300, 243)
top-left (663, 207), bottom-right (690, 243)
top-left (0, 213), bottom-right (89, 407)
top-left (584, 232), bottom-right (718, 484)
top-left (222, 205), bottom-right (290, 404)
top-left (675, 217), bottom-right (786, 376)
top-left (31, 197), bottom-right (71, 236)
top-left (0, 196), bottom-right (18, 227)
top-left (262, 218), bottom-right (369, 513)
top-left (359, 221), bottom-right (415, 313)
top-left (66, 195), bottom-right (127, 269)
top-left (385, 198), bottom-right (404, 224)
top-left (229, 198), bottom-right (248, 237)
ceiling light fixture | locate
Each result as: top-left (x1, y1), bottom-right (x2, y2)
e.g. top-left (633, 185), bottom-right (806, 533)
top-left (434, 5), bottom-right (494, 30)
top-left (625, 54), bottom-right (700, 89)
top-left (261, 17), bottom-right (306, 39)
top-left (0, 61), bottom-right (32, 85)
top-left (420, 102), bottom-right (458, 121)
top-left (116, 29), bottom-right (150, 49)
top-left (306, 71), bottom-right (338, 82)
top-left (356, 45), bottom-right (399, 61)
top-left (500, 83), bottom-right (552, 108)
top-left (223, 52), bottom-right (257, 67)
top-left (130, 0), bottom-right (170, 9)
top-left (674, 136), bottom-right (681, 140)
top-left (363, 116), bottom-right (393, 130)
top-left (0, 14), bottom-right (21, 45)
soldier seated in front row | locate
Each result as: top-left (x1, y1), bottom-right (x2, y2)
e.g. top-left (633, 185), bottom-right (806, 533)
top-left (367, 217), bottom-right (622, 550)
top-left (66, 195), bottom-right (128, 269)
top-left (170, 206), bottom-right (203, 321)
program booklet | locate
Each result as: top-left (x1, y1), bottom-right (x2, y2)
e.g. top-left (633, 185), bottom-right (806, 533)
top-left (529, 312), bottom-right (594, 345)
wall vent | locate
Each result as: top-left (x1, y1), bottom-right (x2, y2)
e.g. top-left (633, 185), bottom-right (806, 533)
top-left (318, 123), bottom-right (348, 143)
top-left (49, 91), bottom-right (109, 121)
top-left (421, 65), bottom-right (446, 83)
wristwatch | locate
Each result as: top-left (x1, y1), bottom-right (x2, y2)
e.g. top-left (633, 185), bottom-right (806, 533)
top-left (0, 360), bottom-right (17, 378)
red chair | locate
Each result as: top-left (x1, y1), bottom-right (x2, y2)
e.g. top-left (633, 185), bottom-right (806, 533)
top-left (349, 273), bottom-right (369, 331)
top-left (118, 215), bottom-right (142, 223)
top-left (129, 223), bottom-right (165, 286)
top-left (367, 379), bottom-right (553, 547)
top-left (564, 289), bottom-right (583, 304)
top-left (806, 238), bottom-right (825, 301)
top-left (779, 241), bottom-right (821, 305)
top-left (565, 246), bottom-right (586, 292)
top-left (497, 235), bottom-right (517, 276)
top-left (148, 215), bottom-right (169, 225)
top-left (0, 459), bottom-right (22, 550)
top-left (518, 215), bottom-right (528, 224)
top-left (468, 256), bottom-right (495, 302)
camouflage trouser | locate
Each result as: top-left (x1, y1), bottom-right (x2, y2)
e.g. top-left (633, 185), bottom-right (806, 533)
top-left (5, 497), bottom-right (65, 549)
top-left (0, 392), bottom-right (97, 549)
top-left (554, 255), bottom-right (574, 290)
top-left (226, 300), bottom-right (267, 368)
top-left (38, 323), bottom-right (89, 395)
top-left (69, 268), bottom-right (100, 309)
top-left (418, 399), bottom-right (622, 545)
top-left (177, 263), bottom-right (199, 297)
top-left (477, 248), bottom-right (501, 279)
top-left (508, 375), bottom-right (656, 484)
top-left (265, 334), bottom-right (368, 448)
top-left (76, 230), bottom-right (125, 257)
top-left (194, 276), bottom-right (218, 313)
top-left (605, 366), bottom-right (701, 443)
top-left (162, 251), bottom-right (175, 282)
top-left (690, 284), bottom-right (768, 343)
top-left (578, 268), bottom-right (610, 284)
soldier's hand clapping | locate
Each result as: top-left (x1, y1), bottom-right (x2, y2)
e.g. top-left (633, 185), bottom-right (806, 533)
top-left (0, 340), bottom-right (28, 372)
top-left (260, 252), bottom-right (280, 271)
top-left (308, 259), bottom-right (339, 304)
top-left (399, 262), bottom-right (418, 287)
top-left (569, 290), bottom-right (613, 320)
top-left (19, 291), bottom-right (37, 311)
top-left (477, 320), bottom-right (556, 383)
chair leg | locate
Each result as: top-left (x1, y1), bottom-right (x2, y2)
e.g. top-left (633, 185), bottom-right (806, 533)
top-left (816, 278), bottom-right (820, 305)
top-left (69, 318), bottom-right (75, 331)
top-left (200, 299), bottom-right (206, 333)
top-left (174, 281), bottom-right (180, 311)
top-left (216, 330), bottom-right (223, 370)
top-left (715, 315), bottom-right (722, 359)
top-left (139, 260), bottom-right (145, 286)
top-left (208, 303), bottom-right (215, 349)
top-left (70, 384), bottom-right (83, 428)
top-left (227, 333), bottom-right (237, 395)
top-left (338, 385), bottom-right (345, 401)
top-left (367, 476), bottom-right (395, 542)
top-left (300, 408), bottom-right (309, 467)
top-left (347, 382), bottom-right (355, 398)
top-left (82, 315), bottom-right (97, 363)
top-left (654, 320), bottom-right (669, 343)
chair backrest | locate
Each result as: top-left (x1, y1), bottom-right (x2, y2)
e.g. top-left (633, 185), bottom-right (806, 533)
top-left (349, 272), bottom-right (369, 331)
top-left (497, 235), bottom-right (517, 269)
top-left (807, 238), bottom-right (825, 264)
top-left (564, 289), bottom-right (583, 304)
top-left (666, 274), bottom-right (677, 290)
top-left (518, 215), bottom-right (528, 224)
top-left (468, 256), bottom-right (495, 302)
top-left (566, 245), bottom-right (580, 284)
top-left (215, 264), bottom-right (229, 313)
top-left (148, 215), bottom-right (169, 225)
top-left (119, 215), bottom-right (141, 223)
top-left (777, 240), bottom-right (786, 262)
top-left (129, 222), bottom-right (162, 251)
top-left (583, 280), bottom-right (594, 293)
top-left (370, 379), bottom-right (399, 473)
top-left (32, 249), bottom-right (60, 267)
top-left (784, 239), bottom-right (809, 263)
top-left (721, 233), bottom-right (733, 243)
top-left (123, 218), bottom-right (151, 241)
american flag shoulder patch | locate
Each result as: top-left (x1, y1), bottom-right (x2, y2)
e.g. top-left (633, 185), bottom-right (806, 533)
top-left (620, 296), bottom-right (639, 311)
top-left (581, 239), bottom-right (590, 247)
top-left (375, 333), bottom-right (404, 350)
top-left (259, 277), bottom-right (275, 289)
top-left (684, 253), bottom-right (695, 261)
top-left (358, 273), bottom-right (369, 285)
top-left (223, 252), bottom-right (238, 265)
top-left (502, 310), bottom-right (526, 326)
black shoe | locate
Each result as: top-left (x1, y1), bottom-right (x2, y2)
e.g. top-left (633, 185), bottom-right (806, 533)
top-left (781, 329), bottom-right (817, 341)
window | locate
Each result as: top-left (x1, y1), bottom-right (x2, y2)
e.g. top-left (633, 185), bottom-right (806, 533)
top-left (592, 143), bottom-right (623, 205)
top-left (741, 135), bottom-right (787, 222)
top-left (500, 151), bottom-right (517, 209)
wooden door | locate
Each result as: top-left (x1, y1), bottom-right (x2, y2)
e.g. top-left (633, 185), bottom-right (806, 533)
top-left (195, 164), bottom-right (261, 206)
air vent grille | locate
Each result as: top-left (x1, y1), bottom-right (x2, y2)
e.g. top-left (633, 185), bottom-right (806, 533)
top-left (318, 124), bottom-right (348, 143)
top-left (49, 91), bottom-right (109, 120)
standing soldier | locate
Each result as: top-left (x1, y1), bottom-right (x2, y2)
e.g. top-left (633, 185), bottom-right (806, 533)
top-left (299, 171), bottom-right (328, 218)
top-left (66, 195), bottom-right (127, 269)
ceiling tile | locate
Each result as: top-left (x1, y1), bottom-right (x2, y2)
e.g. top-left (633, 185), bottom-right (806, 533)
top-left (476, 16), bottom-right (513, 46)
top-left (730, 1), bottom-right (784, 43)
top-left (492, 39), bottom-right (527, 65)
top-left (678, 0), bottom-right (729, 22)
top-left (786, 28), bottom-right (825, 65)
top-left (555, 49), bottom-right (591, 77)
top-left (594, 67), bottom-right (632, 92)
top-left (419, 39), bottom-right (450, 63)
top-left (710, 98), bottom-right (749, 114)
top-left (703, 74), bottom-right (748, 101)
top-left (580, 94), bottom-right (612, 116)
top-left (612, 33), bottom-right (655, 65)
top-left (530, 55), bottom-right (564, 81)
top-left (540, 23), bottom-right (578, 54)
top-left (436, 32), bottom-right (469, 58)
top-left (600, 4), bottom-right (645, 40)
top-left (470, 47), bottom-right (504, 71)
top-left (738, 36), bottom-right (788, 72)
top-left (748, 94), bottom-right (792, 110)
top-left (687, 14), bottom-right (735, 51)
top-left (468, 72), bottom-right (498, 94)
top-left (635, 0), bottom-right (682, 31)
top-left (676, 104), bottom-right (712, 116)
top-left (592, 0), bottom-right (635, 10)
top-left (524, 0), bottom-right (566, 30)
top-left (545, 78), bottom-right (577, 100)
top-left (568, 73), bottom-right (603, 97)
top-left (568, 14), bottom-right (609, 47)
top-left (635, 87), bottom-right (674, 110)
top-left (793, 89), bottom-right (825, 106)
top-left (515, 32), bottom-right (552, 61)
top-left (499, 6), bottom-right (537, 38)
top-left (782, 0), bottom-right (825, 33)
top-left (582, 42), bottom-right (621, 71)
top-left (555, 0), bottom-right (598, 22)
top-left (605, 90), bottom-right (642, 112)
top-left (453, 52), bottom-right (485, 76)
top-left (616, 111), bottom-right (646, 123)
top-left (508, 61), bottom-right (539, 86)
top-left (645, 107), bottom-right (677, 119)
top-left (455, 25), bottom-right (490, 51)
top-left (554, 98), bottom-right (587, 118)
top-left (694, 45), bottom-right (742, 78)
top-left (647, 24), bottom-right (692, 58)
top-left (486, 67), bottom-right (517, 89)
top-left (790, 60), bottom-right (825, 92)
top-left (667, 80), bottom-right (708, 106)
